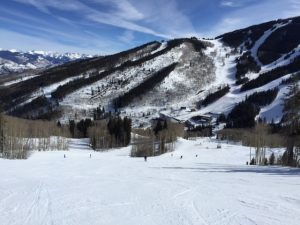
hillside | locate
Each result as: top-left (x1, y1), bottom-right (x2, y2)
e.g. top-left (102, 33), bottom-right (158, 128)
top-left (2, 16), bottom-right (300, 127)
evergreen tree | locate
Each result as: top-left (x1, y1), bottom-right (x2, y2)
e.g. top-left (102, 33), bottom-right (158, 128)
top-left (163, 120), bottom-right (168, 130)
top-left (218, 113), bottom-right (226, 123)
top-left (69, 120), bottom-right (75, 138)
top-left (226, 101), bottom-right (260, 128)
top-left (77, 119), bottom-right (92, 138)
top-left (269, 153), bottom-right (275, 165)
top-left (106, 116), bottom-right (132, 147)
top-left (154, 120), bottom-right (163, 135)
top-left (123, 117), bottom-right (132, 145)
top-left (282, 79), bottom-right (300, 166)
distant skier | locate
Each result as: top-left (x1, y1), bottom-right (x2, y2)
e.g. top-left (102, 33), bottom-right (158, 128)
top-left (180, 155), bottom-right (183, 159)
top-left (90, 153), bottom-right (92, 158)
top-left (144, 155), bottom-right (147, 162)
top-left (196, 155), bottom-right (198, 157)
top-left (64, 154), bottom-right (66, 158)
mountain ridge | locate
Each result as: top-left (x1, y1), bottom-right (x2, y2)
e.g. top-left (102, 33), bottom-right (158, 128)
top-left (2, 15), bottom-right (300, 128)
top-left (0, 49), bottom-right (94, 76)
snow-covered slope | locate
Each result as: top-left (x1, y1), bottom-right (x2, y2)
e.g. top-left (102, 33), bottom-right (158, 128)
top-left (0, 137), bottom-right (299, 225)
top-left (3, 16), bottom-right (300, 126)
top-left (0, 49), bottom-right (93, 75)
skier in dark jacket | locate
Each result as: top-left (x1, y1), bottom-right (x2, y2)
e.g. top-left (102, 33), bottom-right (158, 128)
top-left (144, 155), bottom-right (147, 162)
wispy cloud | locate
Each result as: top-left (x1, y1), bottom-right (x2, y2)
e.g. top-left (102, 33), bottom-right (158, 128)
top-left (282, 0), bottom-right (300, 18)
top-left (220, 1), bottom-right (237, 7)
top-left (13, 0), bottom-right (197, 38)
top-left (133, 0), bottom-right (199, 38)
top-left (14, 0), bottom-right (85, 13)
top-left (220, 0), bottom-right (258, 8)
top-left (0, 11), bottom-right (122, 54)
top-left (0, 29), bottom-right (91, 53)
top-left (208, 0), bottom-right (300, 37)
top-left (2, 0), bottom-right (300, 53)
top-left (118, 30), bottom-right (135, 44)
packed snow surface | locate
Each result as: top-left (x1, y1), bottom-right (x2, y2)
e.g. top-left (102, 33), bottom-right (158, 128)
top-left (0, 137), bottom-right (299, 225)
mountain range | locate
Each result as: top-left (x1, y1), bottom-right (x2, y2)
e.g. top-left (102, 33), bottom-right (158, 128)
top-left (1, 16), bottom-right (300, 127)
top-left (0, 49), bottom-right (92, 76)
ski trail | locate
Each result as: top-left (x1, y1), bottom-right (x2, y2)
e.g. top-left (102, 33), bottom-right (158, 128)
top-left (68, 138), bottom-right (92, 151)
top-left (22, 182), bottom-right (54, 225)
top-left (251, 20), bottom-right (292, 66)
top-left (0, 138), bottom-right (299, 225)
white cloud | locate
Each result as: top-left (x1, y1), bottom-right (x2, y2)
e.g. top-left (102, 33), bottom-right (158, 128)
top-left (0, 29), bottom-right (87, 53)
top-left (282, 0), bottom-right (300, 18)
top-left (208, 0), bottom-right (300, 37)
top-left (8, 0), bottom-right (299, 52)
top-left (220, 0), bottom-right (256, 8)
top-left (13, 0), bottom-right (197, 38)
top-left (132, 0), bottom-right (200, 37)
top-left (118, 30), bottom-right (135, 44)
top-left (0, 27), bottom-right (120, 54)
top-left (14, 0), bottom-right (85, 13)
top-left (220, 1), bottom-right (236, 7)
top-left (91, 0), bottom-right (144, 21)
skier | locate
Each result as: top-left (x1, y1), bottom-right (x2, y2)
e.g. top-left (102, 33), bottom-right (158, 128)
top-left (180, 155), bottom-right (183, 159)
top-left (64, 154), bottom-right (66, 158)
top-left (90, 153), bottom-right (92, 158)
top-left (144, 155), bottom-right (147, 162)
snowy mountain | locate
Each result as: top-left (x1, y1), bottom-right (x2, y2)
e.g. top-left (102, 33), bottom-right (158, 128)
top-left (0, 49), bottom-right (93, 75)
top-left (1, 16), bottom-right (300, 127)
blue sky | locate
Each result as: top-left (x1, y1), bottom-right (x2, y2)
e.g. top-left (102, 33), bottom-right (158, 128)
top-left (0, 0), bottom-right (300, 54)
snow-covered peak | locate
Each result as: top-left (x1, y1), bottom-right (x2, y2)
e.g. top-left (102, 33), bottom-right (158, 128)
top-left (0, 48), bottom-right (94, 75)
top-left (9, 49), bottom-right (18, 53)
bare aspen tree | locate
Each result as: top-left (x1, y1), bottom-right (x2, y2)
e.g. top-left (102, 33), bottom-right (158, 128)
top-left (0, 112), bottom-right (5, 157)
top-left (282, 79), bottom-right (300, 166)
top-left (0, 115), bottom-right (70, 159)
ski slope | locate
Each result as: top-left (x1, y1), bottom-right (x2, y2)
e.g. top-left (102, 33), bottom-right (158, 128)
top-left (0, 138), bottom-right (299, 225)
top-left (250, 20), bottom-right (292, 67)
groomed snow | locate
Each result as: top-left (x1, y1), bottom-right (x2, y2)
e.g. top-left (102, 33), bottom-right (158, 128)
top-left (1, 74), bottom-right (39, 87)
top-left (0, 138), bottom-right (299, 225)
top-left (250, 21), bottom-right (292, 67)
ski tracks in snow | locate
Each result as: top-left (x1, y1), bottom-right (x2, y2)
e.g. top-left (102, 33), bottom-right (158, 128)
top-left (0, 181), bottom-right (54, 225)
top-left (0, 138), bottom-right (299, 225)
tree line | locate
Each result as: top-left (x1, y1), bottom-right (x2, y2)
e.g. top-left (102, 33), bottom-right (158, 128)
top-left (240, 55), bottom-right (300, 91)
top-left (245, 88), bottom-right (279, 107)
top-left (258, 18), bottom-right (300, 64)
top-left (131, 120), bottom-right (184, 157)
top-left (200, 85), bottom-right (230, 107)
top-left (89, 116), bottom-right (132, 149)
top-left (225, 88), bottom-right (278, 128)
top-left (0, 114), bottom-right (69, 159)
top-left (0, 41), bottom-right (161, 111)
top-left (113, 63), bottom-right (177, 108)
top-left (219, 79), bottom-right (300, 167)
top-left (9, 96), bottom-right (59, 120)
top-left (51, 38), bottom-right (199, 101)
top-left (236, 52), bottom-right (261, 79)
